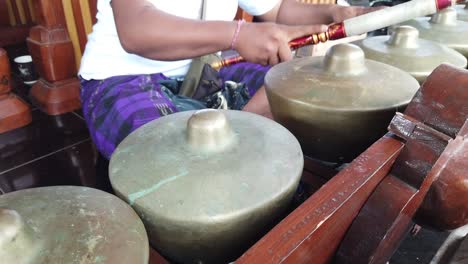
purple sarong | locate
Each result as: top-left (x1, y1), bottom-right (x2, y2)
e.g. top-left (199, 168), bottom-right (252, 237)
top-left (80, 62), bottom-right (270, 159)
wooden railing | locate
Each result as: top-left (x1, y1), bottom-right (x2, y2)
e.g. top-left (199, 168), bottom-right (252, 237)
top-left (62, 0), bottom-right (96, 70)
top-left (26, 0), bottom-right (97, 115)
top-left (0, 0), bottom-right (36, 27)
top-left (0, 0), bottom-right (36, 47)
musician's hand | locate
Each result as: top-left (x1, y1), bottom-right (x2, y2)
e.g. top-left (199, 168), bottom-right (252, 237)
top-left (233, 22), bottom-right (327, 66)
top-left (331, 6), bottom-right (386, 23)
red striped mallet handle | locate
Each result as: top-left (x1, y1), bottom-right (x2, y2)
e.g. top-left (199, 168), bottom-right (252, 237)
top-left (211, 0), bottom-right (453, 70)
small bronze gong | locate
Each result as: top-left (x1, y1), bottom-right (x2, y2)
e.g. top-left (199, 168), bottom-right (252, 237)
top-left (356, 26), bottom-right (467, 83)
top-left (396, 7), bottom-right (468, 58)
top-left (265, 43), bottom-right (420, 162)
top-left (0, 186), bottom-right (149, 264)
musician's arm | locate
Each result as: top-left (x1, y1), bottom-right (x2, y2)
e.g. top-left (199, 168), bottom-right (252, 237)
top-left (111, 0), bottom-right (325, 65)
top-left (256, 0), bottom-right (381, 25)
top-left (111, 0), bottom-right (236, 61)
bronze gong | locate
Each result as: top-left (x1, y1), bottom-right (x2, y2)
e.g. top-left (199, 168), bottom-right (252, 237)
top-left (396, 7), bottom-right (468, 58)
top-left (0, 186), bottom-right (149, 264)
top-left (109, 109), bottom-right (304, 264)
top-left (356, 25), bottom-right (467, 83)
top-left (265, 43), bottom-right (420, 162)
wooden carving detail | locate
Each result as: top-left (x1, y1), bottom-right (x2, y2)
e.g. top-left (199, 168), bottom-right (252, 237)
top-left (27, 0), bottom-right (97, 115)
top-left (0, 0), bottom-right (36, 47)
top-left (235, 136), bottom-right (405, 264)
top-left (0, 48), bottom-right (31, 133)
top-left (233, 64), bottom-right (467, 264)
top-left (404, 65), bottom-right (468, 138)
top-left (0, 48), bottom-right (12, 96)
top-left (419, 121), bottom-right (468, 230)
top-left (335, 114), bottom-right (450, 263)
top-left (335, 64), bottom-right (468, 263)
top-left (398, 64), bottom-right (468, 230)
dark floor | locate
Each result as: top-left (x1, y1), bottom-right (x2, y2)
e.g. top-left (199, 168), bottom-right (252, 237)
top-left (0, 44), bottom-right (450, 264)
top-left (1, 43), bottom-right (113, 195)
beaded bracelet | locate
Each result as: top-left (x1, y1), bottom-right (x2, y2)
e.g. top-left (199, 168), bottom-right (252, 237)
top-left (230, 19), bottom-right (245, 50)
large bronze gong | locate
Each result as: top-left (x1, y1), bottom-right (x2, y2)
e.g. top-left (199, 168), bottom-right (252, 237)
top-left (109, 109), bottom-right (303, 264)
top-left (0, 186), bottom-right (149, 264)
top-left (356, 26), bottom-right (467, 83)
top-left (265, 43), bottom-right (420, 162)
top-left (396, 7), bottom-right (468, 57)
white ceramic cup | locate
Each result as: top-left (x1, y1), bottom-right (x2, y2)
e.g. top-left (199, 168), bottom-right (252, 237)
top-left (14, 55), bottom-right (38, 85)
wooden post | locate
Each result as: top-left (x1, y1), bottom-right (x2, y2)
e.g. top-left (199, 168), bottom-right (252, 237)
top-left (0, 48), bottom-right (31, 133)
top-left (0, 0), bottom-right (36, 47)
top-left (27, 0), bottom-right (80, 115)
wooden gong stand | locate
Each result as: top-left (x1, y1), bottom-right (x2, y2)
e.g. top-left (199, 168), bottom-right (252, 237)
top-left (233, 64), bottom-right (468, 264)
top-left (0, 48), bottom-right (31, 133)
top-left (147, 65), bottom-right (467, 264)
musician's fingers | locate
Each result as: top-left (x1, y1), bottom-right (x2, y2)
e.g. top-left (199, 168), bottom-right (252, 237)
top-left (268, 53), bottom-right (280, 66)
top-left (278, 44), bottom-right (292, 62)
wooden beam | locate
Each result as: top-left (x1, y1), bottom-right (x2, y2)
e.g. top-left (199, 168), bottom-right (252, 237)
top-left (27, 0), bottom-right (80, 115)
top-left (236, 135), bottom-right (404, 264)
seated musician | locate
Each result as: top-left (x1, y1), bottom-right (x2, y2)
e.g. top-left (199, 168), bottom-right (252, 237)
top-left (78, 0), bottom-right (379, 159)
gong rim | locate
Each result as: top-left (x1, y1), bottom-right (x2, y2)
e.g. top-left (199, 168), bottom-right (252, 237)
top-left (0, 186), bottom-right (149, 264)
top-left (108, 109), bottom-right (304, 263)
top-left (356, 27), bottom-right (467, 82)
top-left (265, 57), bottom-right (419, 112)
top-left (396, 8), bottom-right (468, 56)
top-left (109, 110), bottom-right (303, 223)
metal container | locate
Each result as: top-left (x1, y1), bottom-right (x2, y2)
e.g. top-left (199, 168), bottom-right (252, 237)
top-left (395, 7), bottom-right (468, 58)
top-left (0, 186), bottom-right (149, 264)
top-left (455, 3), bottom-right (468, 22)
top-left (265, 43), bottom-right (420, 162)
top-left (356, 26), bottom-right (467, 83)
top-left (109, 109), bottom-right (303, 264)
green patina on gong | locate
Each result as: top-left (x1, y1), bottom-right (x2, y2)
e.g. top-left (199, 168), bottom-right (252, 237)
top-left (0, 186), bottom-right (149, 264)
top-left (109, 109), bottom-right (304, 264)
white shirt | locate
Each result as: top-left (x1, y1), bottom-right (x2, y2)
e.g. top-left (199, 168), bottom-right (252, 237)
top-left (79, 0), bottom-right (280, 80)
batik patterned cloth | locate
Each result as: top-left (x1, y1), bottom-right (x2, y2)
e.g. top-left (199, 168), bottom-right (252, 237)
top-left (80, 62), bottom-right (270, 159)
